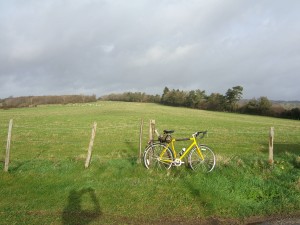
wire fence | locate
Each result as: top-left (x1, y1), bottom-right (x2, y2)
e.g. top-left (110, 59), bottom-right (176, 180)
top-left (1, 118), bottom-right (300, 171)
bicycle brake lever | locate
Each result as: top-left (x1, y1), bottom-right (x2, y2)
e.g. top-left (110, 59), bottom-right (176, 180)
top-left (200, 130), bottom-right (208, 138)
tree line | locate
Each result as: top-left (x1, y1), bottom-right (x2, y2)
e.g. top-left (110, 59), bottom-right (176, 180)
top-left (0, 95), bottom-right (97, 109)
top-left (1, 87), bottom-right (299, 120)
top-left (100, 92), bottom-right (161, 103)
top-left (100, 86), bottom-right (300, 120)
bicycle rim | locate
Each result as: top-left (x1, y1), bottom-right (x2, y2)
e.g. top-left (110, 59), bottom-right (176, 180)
top-left (188, 145), bottom-right (216, 172)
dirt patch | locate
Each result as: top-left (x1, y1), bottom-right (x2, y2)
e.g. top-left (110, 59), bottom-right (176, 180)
top-left (9, 210), bottom-right (300, 224)
top-left (96, 213), bottom-right (300, 225)
top-left (126, 213), bottom-right (300, 225)
top-left (244, 213), bottom-right (300, 225)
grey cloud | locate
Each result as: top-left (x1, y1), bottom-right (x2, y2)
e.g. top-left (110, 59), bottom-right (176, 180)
top-left (0, 0), bottom-right (300, 100)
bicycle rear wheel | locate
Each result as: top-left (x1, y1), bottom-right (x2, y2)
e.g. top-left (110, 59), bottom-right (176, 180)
top-left (188, 145), bottom-right (215, 172)
top-left (143, 143), bottom-right (174, 170)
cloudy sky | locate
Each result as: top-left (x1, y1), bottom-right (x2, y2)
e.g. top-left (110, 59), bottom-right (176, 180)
top-left (1, 0), bottom-right (300, 100)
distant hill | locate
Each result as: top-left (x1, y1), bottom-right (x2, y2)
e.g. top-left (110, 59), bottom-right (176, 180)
top-left (271, 100), bottom-right (300, 109)
top-left (240, 99), bottom-right (300, 109)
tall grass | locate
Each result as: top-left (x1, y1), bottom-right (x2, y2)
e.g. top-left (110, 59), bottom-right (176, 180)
top-left (0, 101), bottom-right (299, 224)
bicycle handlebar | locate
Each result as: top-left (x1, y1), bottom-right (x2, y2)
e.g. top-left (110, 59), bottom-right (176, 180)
top-left (155, 129), bottom-right (207, 139)
top-left (193, 131), bottom-right (207, 139)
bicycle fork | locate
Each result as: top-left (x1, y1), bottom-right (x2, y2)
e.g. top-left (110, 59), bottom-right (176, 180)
top-left (195, 144), bottom-right (205, 161)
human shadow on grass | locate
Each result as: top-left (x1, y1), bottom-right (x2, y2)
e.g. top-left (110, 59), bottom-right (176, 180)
top-left (62, 188), bottom-right (102, 225)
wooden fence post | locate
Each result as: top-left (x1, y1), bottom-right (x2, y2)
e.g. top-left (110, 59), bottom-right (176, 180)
top-left (4, 119), bottom-right (13, 172)
top-left (269, 127), bottom-right (274, 164)
top-left (149, 120), bottom-right (155, 142)
top-left (138, 118), bottom-right (144, 163)
top-left (85, 122), bottom-right (97, 168)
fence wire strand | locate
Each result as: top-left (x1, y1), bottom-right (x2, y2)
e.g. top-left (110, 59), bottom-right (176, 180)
top-left (1, 119), bottom-right (300, 166)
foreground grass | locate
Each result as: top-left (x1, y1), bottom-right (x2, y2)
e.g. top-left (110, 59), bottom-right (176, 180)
top-left (0, 101), bottom-right (299, 224)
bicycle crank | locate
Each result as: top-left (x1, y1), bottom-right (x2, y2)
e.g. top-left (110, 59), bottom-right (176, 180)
top-left (172, 158), bottom-right (184, 167)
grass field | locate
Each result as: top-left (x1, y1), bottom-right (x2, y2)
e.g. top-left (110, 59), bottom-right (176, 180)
top-left (0, 101), bottom-right (300, 224)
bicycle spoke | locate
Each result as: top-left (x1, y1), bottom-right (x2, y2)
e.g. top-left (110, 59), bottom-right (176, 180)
top-left (143, 143), bottom-right (174, 170)
top-left (188, 145), bottom-right (215, 172)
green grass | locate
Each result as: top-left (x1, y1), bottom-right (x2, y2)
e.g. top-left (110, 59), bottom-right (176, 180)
top-left (0, 101), bottom-right (299, 224)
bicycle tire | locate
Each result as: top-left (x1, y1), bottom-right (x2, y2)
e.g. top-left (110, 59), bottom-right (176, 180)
top-left (143, 143), bottom-right (174, 170)
top-left (188, 145), bottom-right (216, 172)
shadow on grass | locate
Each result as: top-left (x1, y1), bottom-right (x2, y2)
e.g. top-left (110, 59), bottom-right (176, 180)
top-left (274, 143), bottom-right (300, 169)
top-left (260, 142), bottom-right (300, 168)
top-left (260, 142), bottom-right (300, 156)
top-left (125, 140), bottom-right (140, 166)
top-left (62, 188), bottom-right (102, 225)
top-left (7, 160), bottom-right (36, 172)
top-left (273, 143), bottom-right (300, 155)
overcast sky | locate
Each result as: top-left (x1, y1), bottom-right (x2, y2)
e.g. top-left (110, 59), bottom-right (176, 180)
top-left (1, 0), bottom-right (300, 100)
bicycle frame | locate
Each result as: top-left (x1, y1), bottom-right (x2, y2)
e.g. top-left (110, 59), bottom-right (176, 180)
top-left (144, 130), bottom-right (215, 172)
top-left (160, 134), bottom-right (204, 163)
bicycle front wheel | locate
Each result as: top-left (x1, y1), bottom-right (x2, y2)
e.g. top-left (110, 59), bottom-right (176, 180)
top-left (188, 145), bottom-right (215, 172)
top-left (143, 143), bottom-right (174, 170)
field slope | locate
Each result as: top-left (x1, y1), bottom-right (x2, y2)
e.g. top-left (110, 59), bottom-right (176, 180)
top-left (0, 101), bottom-right (299, 224)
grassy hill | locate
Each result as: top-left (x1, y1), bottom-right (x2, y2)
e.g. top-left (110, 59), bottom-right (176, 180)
top-left (0, 101), bottom-right (299, 224)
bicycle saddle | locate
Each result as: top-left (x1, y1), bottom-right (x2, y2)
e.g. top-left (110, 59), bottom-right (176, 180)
top-left (163, 130), bottom-right (174, 134)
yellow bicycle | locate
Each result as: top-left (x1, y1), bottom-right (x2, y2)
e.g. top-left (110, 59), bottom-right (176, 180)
top-left (143, 130), bottom-right (216, 172)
